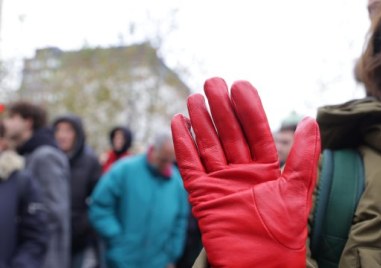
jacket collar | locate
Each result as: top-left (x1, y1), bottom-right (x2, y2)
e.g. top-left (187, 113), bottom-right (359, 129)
top-left (17, 128), bottom-right (57, 156)
top-left (0, 151), bottom-right (24, 181)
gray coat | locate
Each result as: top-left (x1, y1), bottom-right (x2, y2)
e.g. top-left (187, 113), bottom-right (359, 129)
top-left (19, 129), bottom-right (70, 268)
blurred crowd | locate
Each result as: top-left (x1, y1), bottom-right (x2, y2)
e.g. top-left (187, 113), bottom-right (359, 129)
top-left (0, 101), bottom-right (202, 268)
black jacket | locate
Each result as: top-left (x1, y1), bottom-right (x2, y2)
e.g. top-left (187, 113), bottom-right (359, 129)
top-left (53, 115), bottom-right (102, 253)
top-left (0, 151), bottom-right (49, 268)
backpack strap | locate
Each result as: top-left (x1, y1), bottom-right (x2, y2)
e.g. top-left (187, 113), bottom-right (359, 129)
top-left (310, 149), bottom-right (334, 256)
top-left (310, 149), bottom-right (365, 268)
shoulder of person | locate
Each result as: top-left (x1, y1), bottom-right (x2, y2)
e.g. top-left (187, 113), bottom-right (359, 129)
top-left (171, 166), bottom-right (186, 187)
top-left (104, 154), bottom-right (145, 180)
top-left (118, 153), bottom-right (144, 166)
top-left (0, 150), bottom-right (24, 180)
top-left (32, 145), bottom-right (67, 162)
top-left (29, 146), bottom-right (69, 174)
top-left (81, 146), bottom-right (101, 163)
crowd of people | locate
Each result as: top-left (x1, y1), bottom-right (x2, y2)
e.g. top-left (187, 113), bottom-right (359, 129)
top-left (0, 101), bottom-right (203, 268)
top-left (1, 1), bottom-right (381, 267)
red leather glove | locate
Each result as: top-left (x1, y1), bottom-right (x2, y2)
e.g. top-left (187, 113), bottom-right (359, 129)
top-left (171, 77), bottom-right (321, 268)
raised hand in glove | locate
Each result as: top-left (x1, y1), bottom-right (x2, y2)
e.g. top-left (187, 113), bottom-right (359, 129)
top-left (171, 77), bottom-right (321, 268)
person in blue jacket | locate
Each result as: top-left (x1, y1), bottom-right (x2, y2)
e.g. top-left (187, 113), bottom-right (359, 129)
top-left (0, 120), bottom-right (49, 268)
top-left (89, 131), bottom-right (189, 268)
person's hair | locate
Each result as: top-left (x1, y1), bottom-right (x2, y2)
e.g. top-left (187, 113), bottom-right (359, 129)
top-left (359, 13), bottom-right (381, 100)
top-left (368, 0), bottom-right (381, 19)
top-left (8, 101), bottom-right (47, 130)
top-left (109, 126), bottom-right (133, 152)
top-left (152, 131), bottom-right (172, 151)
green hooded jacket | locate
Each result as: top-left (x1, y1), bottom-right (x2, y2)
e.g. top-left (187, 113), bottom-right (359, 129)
top-left (307, 97), bottom-right (381, 268)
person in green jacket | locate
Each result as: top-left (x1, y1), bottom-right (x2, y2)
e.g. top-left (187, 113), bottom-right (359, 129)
top-left (306, 10), bottom-right (381, 268)
top-left (89, 131), bottom-right (189, 268)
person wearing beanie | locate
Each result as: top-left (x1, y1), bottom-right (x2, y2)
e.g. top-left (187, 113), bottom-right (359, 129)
top-left (101, 126), bottom-right (133, 173)
top-left (274, 111), bottom-right (303, 167)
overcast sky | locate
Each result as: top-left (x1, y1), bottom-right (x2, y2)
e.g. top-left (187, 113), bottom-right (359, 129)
top-left (1, 0), bottom-right (371, 129)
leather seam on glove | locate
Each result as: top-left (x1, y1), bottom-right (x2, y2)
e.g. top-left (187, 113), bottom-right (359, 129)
top-left (306, 125), bottom-right (320, 219)
top-left (252, 188), bottom-right (305, 251)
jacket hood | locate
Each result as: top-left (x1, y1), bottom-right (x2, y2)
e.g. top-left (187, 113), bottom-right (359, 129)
top-left (17, 127), bottom-right (57, 156)
top-left (109, 126), bottom-right (133, 155)
top-left (0, 150), bottom-right (24, 181)
top-left (317, 97), bottom-right (381, 152)
top-left (53, 114), bottom-right (86, 161)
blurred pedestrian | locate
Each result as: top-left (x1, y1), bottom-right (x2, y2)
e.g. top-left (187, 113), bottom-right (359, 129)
top-left (53, 115), bottom-right (102, 268)
top-left (90, 131), bottom-right (188, 268)
top-left (0, 120), bottom-right (49, 268)
top-left (100, 126), bottom-right (133, 173)
top-left (175, 211), bottom-right (203, 268)
top-left (274, 111), bottom-right (303, 167)
top-left (4, 101), bottom-right (70, 268)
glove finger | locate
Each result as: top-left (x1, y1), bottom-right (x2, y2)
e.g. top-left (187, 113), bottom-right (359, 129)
top-left (204, 77), bottom-right (251, 164)
top-left (282, 117), bottom-right (321, 191)
top-left (188, 94), bottom-right (227, 172)
top-left (171, 114), bottom-right (206, 180)
top-left (230, 81), bottom-right (279, 164)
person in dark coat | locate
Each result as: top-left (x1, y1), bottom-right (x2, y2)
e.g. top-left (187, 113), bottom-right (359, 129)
top-left (175, 213), bottom-right (203, 268)
top-left (100, 126), bottom-right (133, 173)
top-left (3, 101), bottom-right (70, 268)
top-left (0, 120), bottom-right (49, 268)
top-left (53, 115), bottom-right (102, 268)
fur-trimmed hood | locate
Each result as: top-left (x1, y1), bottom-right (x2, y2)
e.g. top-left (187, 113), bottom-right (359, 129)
top-left (0, 150), bottom-right (25, 181)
